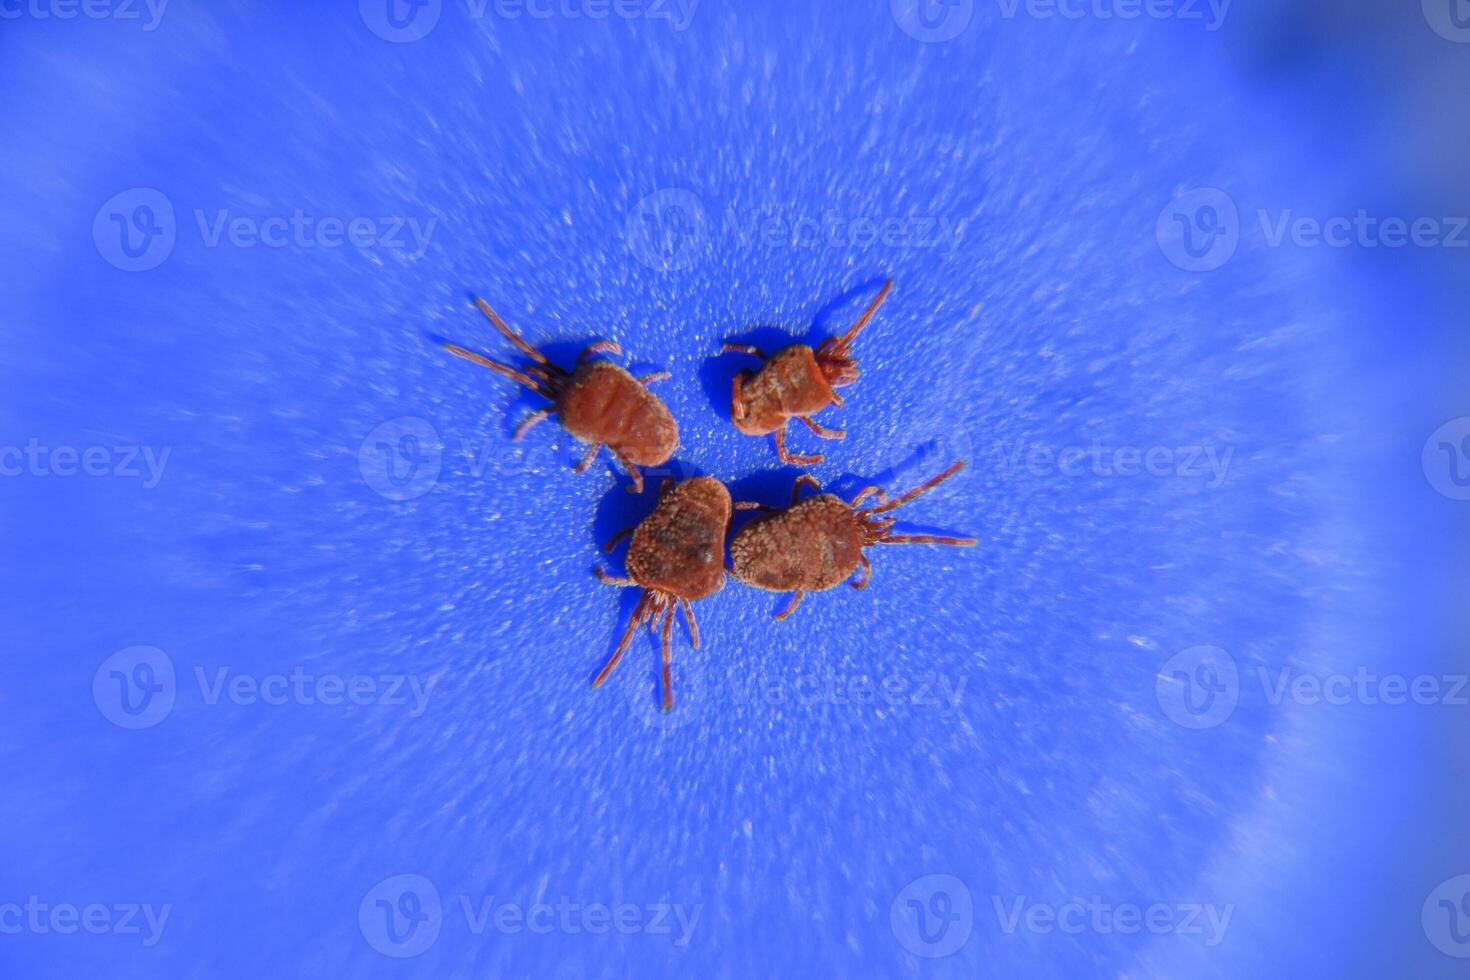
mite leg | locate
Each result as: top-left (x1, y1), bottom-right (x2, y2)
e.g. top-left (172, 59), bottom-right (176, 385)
top-left (475, 297), bottom-right (553, 366)
top-left (595, 566), bottom-right (636, 586)
top-left (639, 371), bottom-right (672, 385)
top-left (849, 554), bottom-right (872, 590)
top-left (867, 461), bottom-right (968, 515)
top-left (660, 606), bottom-right (676, 712)
top-left (799, 416), bottom-right (846, 441)
top-left (830, 390), bottom-right (845, 409)
top-left (610, 447), bottom-right (645, 494)
top-left (791, 473), bottom-right (823, 504)
top-left (774, 591), bottom-right (805, 621)
top-left (876, 534), bottom-right (979, 547)
top-left (578, 340), bottom-right (623, 364)
top-left (731, 370), bottom-right (750, 422)
top-left (512, 408), bottom-right (554, 442)
top-left (593, 592), bottom-right (651, 688)
top-left (735, 500), bottom-right (779, 513)
top-left (721, 343), bottom-right (766, 360)
top-left (680, 598), bottom-right (700, 649)
top-left (574, 442), bottom-right (603, 473)
top-left (602, 527), bottom-right (634, 554)
top-left (851, 485), bottom-right (889, 509)
top-left (443, 344), bottom-right (552, 396)
top-left (775, 424), bottom-right (822, 467)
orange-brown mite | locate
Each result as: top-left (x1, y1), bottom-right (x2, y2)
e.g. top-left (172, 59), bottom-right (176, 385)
top-left (593, 476), bottom-right (732, 710)
top-left (721, 279), bottom-right (893, 466)
top-left (730, 461), bottom-right (976, 620)
top-left (443, 296), bottom-right (678, 492)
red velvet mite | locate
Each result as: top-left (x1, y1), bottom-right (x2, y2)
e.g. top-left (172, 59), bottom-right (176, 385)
top-left (729, 461), bottom-right (976, 620)
top-left (721, 279), bottom-right (893, 466)
top-left (593, 476), bottom-right (732, 711)
top-left (443, 296), bottom-right (678, 492)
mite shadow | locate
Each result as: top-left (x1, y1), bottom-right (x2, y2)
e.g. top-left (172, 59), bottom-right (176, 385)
top-left (696, 275), bottom-right (892, 425)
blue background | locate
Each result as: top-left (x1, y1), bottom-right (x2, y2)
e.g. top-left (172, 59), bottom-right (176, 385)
top-left (3, 1), bottom-right (1468, 976)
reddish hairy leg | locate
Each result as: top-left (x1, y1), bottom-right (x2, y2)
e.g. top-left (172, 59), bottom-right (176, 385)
top-left (593, 590), bottom-right (652, 688)
top-left (849, 554), bottom-right (872, 590)
top-left (595, 566), bottom-right (635, 586)
top-left (602, 527), bottom-right (634, 553)
top-left (851, 485), bottom-right (889, 508)
top-left (876, 534), bottom-right (978, 546)
top-left (730, 370), bottom-right (750, 422)
top-left (512, 408), bottom-right (554, 442)
top-left (680, 599), bottom-right (700, 648)
top-left (659, 605), bottom-right (676, 711)
top-left (791, 474), bottom-right (822, 504)
top-left (610, 447), bottom-right (645, 494)
top-left (579, 340), bottom-right (622, 363)
top-left (799, 416), bottom-right (845, 440)
top-left (866, 461), bottom-right (967, 515)
top-left (574, 442), bottom-right (602, 473)
top-left (475, 297), bottom-right (554, 367)
top-left (443, 343), bottom-right (550, 393)
top-left (775, 424), bottom-right (823, 467)
top-left (639, 371), bottom-right (671, 385)
top-left (774, 591), bottom-right (805, 621)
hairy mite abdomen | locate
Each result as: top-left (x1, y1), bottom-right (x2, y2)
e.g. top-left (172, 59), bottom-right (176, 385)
top-left (558, 362), bottom-right (678, 466)
top-left (730, 495), bottom-right (863, 593)
top-left (733, 345), bottom-right (835, 435)
top-left (627, 477), bottom-right (731, 600)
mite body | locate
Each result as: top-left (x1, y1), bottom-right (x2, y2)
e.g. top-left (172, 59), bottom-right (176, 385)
top-left (444, 297), bottom-right (677, 492)
top-left (722, 279), bottom-right (893, 466)
top-left (730, 461), bottom-right (976, 620)
top-left (594, 476), bottom-right (732, 710)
